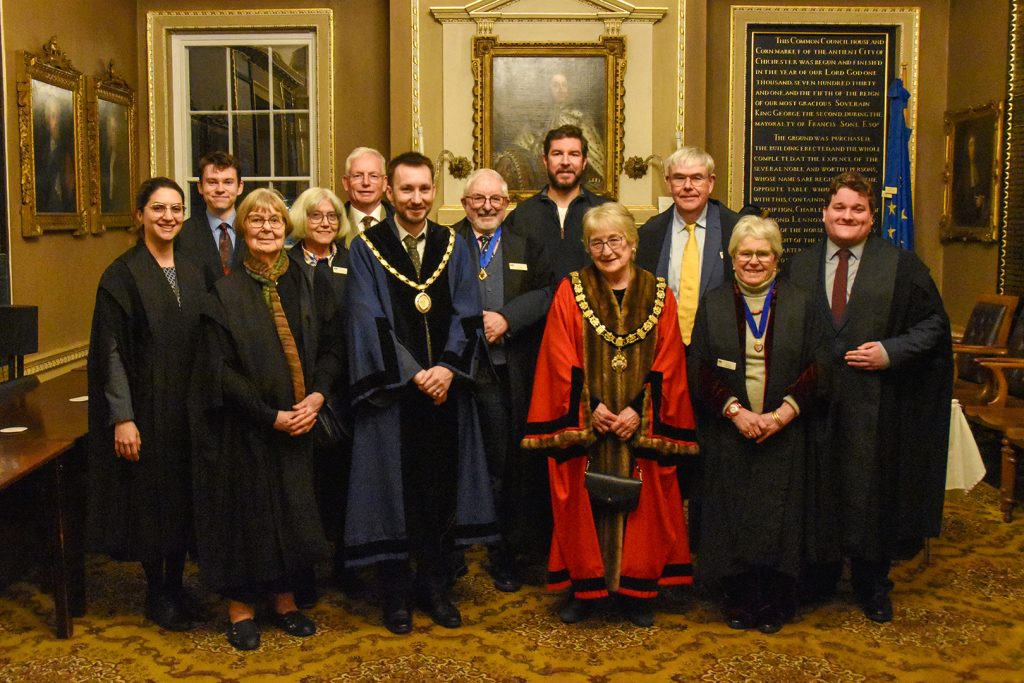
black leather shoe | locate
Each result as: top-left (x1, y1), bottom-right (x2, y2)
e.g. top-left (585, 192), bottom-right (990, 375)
top-left (144, 591), bottom-right (193, 632)
top-left (382, 596), bottom-right (413, 635)
top-left (273, 610), bottom-right (317, 637)
top-left (757, 598), bottom-right (794, 634)
top-left (725, 607), bottom-right (755, 630)
top-left (558, 598), bottom-right (591, 624)
top-left (622, 597), bottom-right (655, 628)
top-left (756, 607), bottom-right (785, 634)
top-left (861, 590), bottom-right (894, 623)
top-left (226, 618), bottom-right (260, 650)
top-left (417, 591), bottom-right (462, 628)
top-left (490, 564), bottom-right (522, 593)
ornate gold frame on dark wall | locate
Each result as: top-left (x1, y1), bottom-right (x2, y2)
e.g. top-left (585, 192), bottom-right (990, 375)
top-left (940, 101), bottom-right (1004, 243)
top-left (471, 36), bottom-right (626, 203)
top-left (87, 61), bottom-right (138, 234)
top-left (16, 37), bottom-right (89, 237)
top-left (999, 0), bottom-right (1022, 294)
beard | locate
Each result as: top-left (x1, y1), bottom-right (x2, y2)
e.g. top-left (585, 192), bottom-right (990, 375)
top-left (547, 167), bottom-right (583, 192)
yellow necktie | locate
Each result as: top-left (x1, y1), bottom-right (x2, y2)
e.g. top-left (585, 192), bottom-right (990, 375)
top-left (677, 222), bottom-right (699, 345)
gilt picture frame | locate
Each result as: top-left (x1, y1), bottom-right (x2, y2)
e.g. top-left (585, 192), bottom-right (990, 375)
top-left (88, 62), bottom-right (137, 233)
top-left (16, 37), bottom-right (88, 236)
top-left (941, 101), bottom-right (1004, 243)
top-left (472, 36), bottom-right (625, 202)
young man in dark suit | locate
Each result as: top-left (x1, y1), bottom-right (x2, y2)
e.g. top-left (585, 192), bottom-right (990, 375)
top-left (175, 151), bottom-right (245, 290)
top-left (786, 171), bottom-right (952, 623)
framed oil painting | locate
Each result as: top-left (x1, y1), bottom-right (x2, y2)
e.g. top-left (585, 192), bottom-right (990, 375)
top-left (941, 101), bottom-right (1004, 243)
top-left (17, 37), bottom-right (88, 236)
top-left (88, 62), bottom-right (137, 232)
top-left (472, 36), bottom-right (625, 202)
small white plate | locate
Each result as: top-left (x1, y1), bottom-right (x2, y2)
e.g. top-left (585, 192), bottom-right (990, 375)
top-left (69, 395), bottom-right (88, 403)
top-left (0, 426), bottom-right (29, 434)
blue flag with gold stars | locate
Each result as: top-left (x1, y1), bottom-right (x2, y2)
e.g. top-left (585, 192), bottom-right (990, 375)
top-left (883, 79), bottom-right (913, 250)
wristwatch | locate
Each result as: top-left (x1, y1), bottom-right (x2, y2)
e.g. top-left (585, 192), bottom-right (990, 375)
top-left (725, 401), bottom-right (741, 418)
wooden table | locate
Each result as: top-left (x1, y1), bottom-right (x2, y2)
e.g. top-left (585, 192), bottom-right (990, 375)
top-left (0, 369), bottom-right (88, 638)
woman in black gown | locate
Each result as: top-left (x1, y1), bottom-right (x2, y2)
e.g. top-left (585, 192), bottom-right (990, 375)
top-left (190, 188), bottom-right (343, 650)
top-left (87, 177), bottom-right (204, 631)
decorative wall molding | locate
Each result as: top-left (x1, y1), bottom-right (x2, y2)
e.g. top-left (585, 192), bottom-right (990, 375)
top-left (431, 0), bottom-right (667, 24)
top-left (25, 343), bottom-right (89, 378)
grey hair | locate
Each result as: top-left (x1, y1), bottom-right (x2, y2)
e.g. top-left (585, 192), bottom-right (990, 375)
top-left (462, 168), bottom-right (509, 197)
top-left (288, 187), bottom-right (345, 241)
top-left (344, 147), bottom-right (386, 176)
top-left (664, 145), bottom-right (715, 177)
top-left (727, 214), bottom-right (783, 258)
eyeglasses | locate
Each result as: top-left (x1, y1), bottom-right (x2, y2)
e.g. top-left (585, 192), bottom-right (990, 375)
top-left (588, 235), bottom-right (627, 253)
top-left (347, 173), bottom-right (383, 184)
top-left (735, 250), bottom-right (775, 263)
top-left (308, 211), bottom-right (340, 224)
top-left (148, 203), bottom-right (184, 216)
top-left (466, 194), bottom-right (508, 208)
top-left (247, 215), bottom-right (284, 228)
top-left (667, 174), bottom-right (709, 188)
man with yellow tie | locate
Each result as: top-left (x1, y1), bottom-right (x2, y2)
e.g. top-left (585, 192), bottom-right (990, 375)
top-left (637, 147), bottom-right (741, 346)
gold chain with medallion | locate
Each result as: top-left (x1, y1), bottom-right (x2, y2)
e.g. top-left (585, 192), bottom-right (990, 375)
top-left (358, 229), bottom-right (455, 314)
top-left (570, 271), bottom-right (667, 372)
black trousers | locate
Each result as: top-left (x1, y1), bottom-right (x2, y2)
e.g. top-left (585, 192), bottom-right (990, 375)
top-left (381, 390), bottom-right (460, 596)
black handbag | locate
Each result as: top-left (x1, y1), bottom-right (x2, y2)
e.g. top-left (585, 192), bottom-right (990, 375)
top-left (584, 459), bottom-right (642, 513)
top-left (312, 396), bottom-right (350, 450)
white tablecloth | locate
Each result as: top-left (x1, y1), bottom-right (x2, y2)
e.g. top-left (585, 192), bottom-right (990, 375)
top-left (947, 399), bottom-right (988, 491)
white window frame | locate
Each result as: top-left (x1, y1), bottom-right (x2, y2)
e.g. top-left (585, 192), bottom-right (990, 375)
top-left (171, 32), bottom-right (316, 210)
top-left (147, 10), bottom-right (334, 201)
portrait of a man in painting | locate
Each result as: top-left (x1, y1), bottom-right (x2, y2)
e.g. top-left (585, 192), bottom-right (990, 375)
top-left (951, 115), bottom-right (995, 228)
top-left (98, 99), bottom-right (131, 215)
top-left (491, 56), bottom-right (608, 194)
top-left (32, 79), bottom-right (76, 214)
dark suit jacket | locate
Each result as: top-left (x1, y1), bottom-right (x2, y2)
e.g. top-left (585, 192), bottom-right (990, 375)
top-left (452, 217), bottom-right (553, 429)
top-left (175, 213), bottom-right (247, 291)
top-left (341, 200), bottom-right (394, 248)
top-left (636, 198), bottom-right (740, 301)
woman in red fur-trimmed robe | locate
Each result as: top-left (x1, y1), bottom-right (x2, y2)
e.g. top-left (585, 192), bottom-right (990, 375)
top-left (521, 202), bottom-right (698, 628)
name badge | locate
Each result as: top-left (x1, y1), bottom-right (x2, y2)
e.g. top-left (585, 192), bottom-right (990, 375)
top-left (508, 262), bottom-right (528, 271)
top-left (716, 358), bottom-right (737, 370)
top-left (332, 266), bottom-right (348, 275)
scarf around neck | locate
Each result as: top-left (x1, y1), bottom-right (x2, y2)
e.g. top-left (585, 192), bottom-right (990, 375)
top-left (244, 250), bottom-right (306, 402)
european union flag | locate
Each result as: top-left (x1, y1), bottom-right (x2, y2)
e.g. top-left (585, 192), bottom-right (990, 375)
top-left (882, 79), bottom-right (914, 250)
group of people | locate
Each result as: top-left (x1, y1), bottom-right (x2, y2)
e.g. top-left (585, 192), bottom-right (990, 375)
top-left (85, 123), bottom-right (952, 652)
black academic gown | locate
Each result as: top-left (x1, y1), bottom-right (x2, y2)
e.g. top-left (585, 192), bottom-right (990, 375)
top-left (87, 240), bottom-right (202, 562)
top-left (287, 242), bottom-right (351, 544)
top-left (189, 261), bottom-right (342, 591)
top-left (787, 236), bottom-right (953, 562)
top-left (690, 280), bottom-right (821, 582)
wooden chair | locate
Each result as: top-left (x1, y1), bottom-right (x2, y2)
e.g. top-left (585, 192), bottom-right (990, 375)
top-left (952, 294), bottom-right (1019, 404)
top-left (963, 349), bottom-right (1024, 520)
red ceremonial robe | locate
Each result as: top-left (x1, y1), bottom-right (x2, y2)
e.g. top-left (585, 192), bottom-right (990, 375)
top-left (522, 266), bottom-right (698, 599)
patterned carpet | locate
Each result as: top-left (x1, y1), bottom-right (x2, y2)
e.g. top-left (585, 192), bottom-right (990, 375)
top-left (0, 484), bottom-right (1022, 682)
